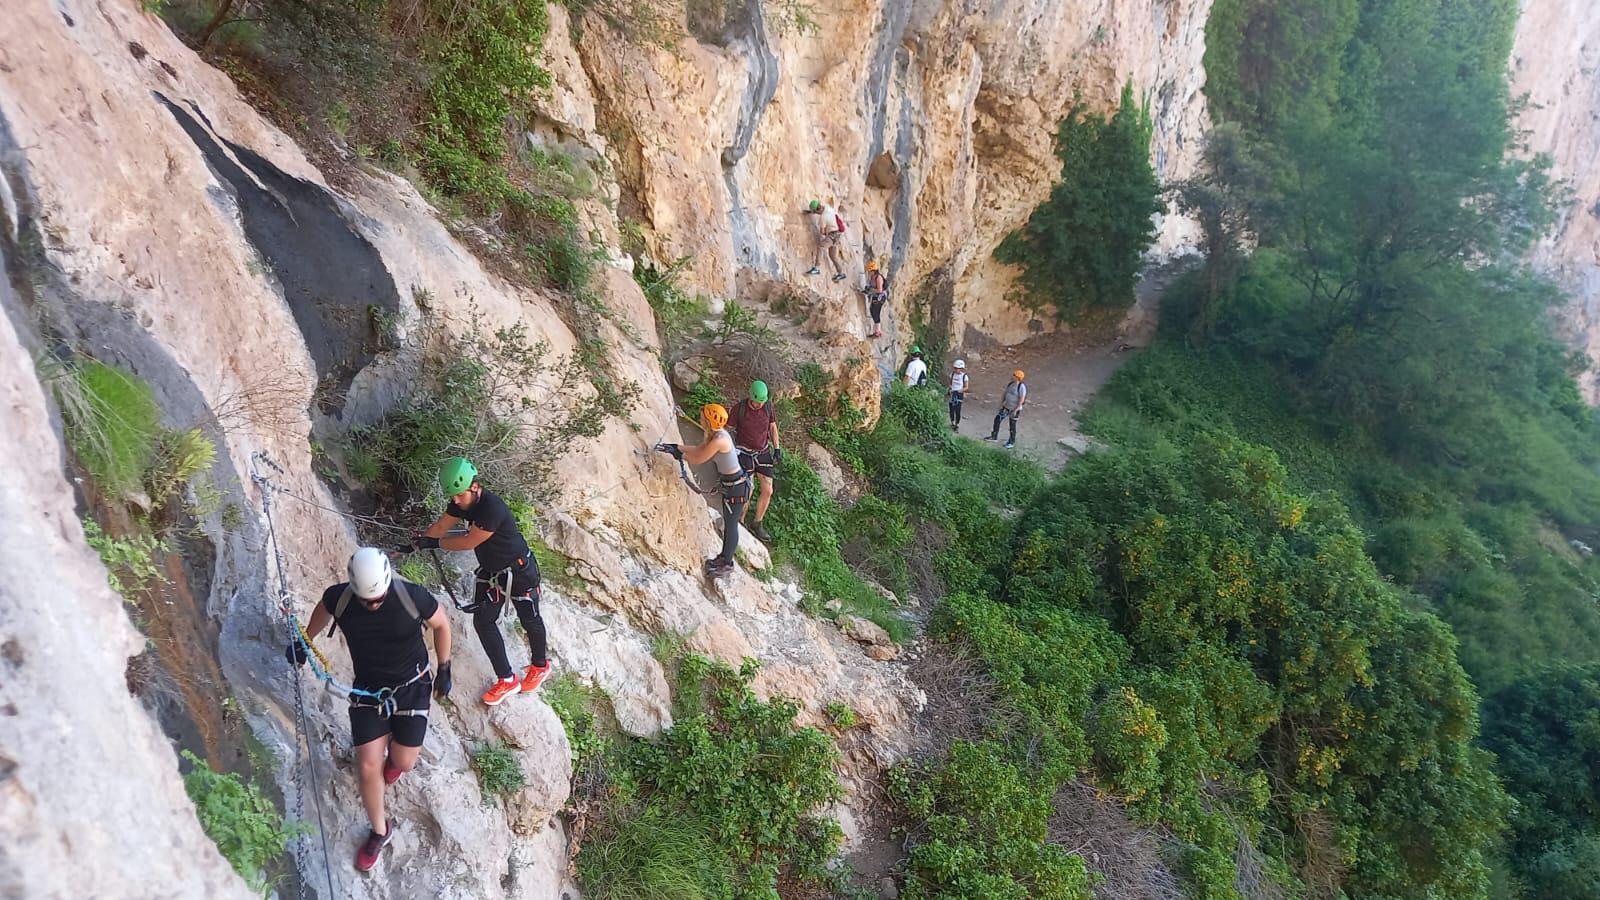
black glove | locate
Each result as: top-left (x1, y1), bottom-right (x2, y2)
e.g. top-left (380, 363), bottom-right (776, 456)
top-left (656, 442), bottom-right (683, 460)
top-left (433, 660), bottom-right (452, 699)
top-left (773, 447), bottom-right (784, 463)
top-left (285, 640), bottom-right (308, 668)
top-left (416, 535), bottom-right (441, 550)
top-left (393, 541), bottom-right (415, 555)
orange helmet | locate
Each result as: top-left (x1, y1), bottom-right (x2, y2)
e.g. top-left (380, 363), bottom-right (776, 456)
top-left (701, 403), bottom-right (729, 430)
top-left (1013, 370), bottom-right (1025, 381)
top-left (866, 259), bottom-right (880, 272)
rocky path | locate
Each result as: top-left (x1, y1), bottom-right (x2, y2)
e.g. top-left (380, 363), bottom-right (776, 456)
top-left (955, 261), bottom-right (1187, 469)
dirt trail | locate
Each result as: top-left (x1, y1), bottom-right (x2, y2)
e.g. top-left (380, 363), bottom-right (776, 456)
top-left (955, 261), bottom-right (1187, 469)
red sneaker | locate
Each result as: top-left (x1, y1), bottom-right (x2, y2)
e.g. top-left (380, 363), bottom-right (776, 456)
top-left (382, 760), bottom-right (404, 785)
top-left (481, 676), bottom-right (519, 706)
top-left (520, 661), bottom-right (553, 694)
top-left (355, 818), bottom-right (395, 872)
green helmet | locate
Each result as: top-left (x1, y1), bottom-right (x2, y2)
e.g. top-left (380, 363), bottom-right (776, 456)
top-left (439, 456), bottom-right (478, 496)
top-left (808, 199), bottom-right (821, 212)
top-left (750, 380), bottom-right (769, 402)
top-left (910, 345), bottom-right (923, 355)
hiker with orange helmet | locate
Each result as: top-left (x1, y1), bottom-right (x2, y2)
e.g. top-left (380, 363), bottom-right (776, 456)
top-left (656, 403), bottom-right (750, 578)
top-left (862, 259), bottom-right (888, 338)
top-left (984, 370), bottom-right (1028, 449)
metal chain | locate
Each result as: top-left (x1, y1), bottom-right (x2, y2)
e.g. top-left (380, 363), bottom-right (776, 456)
top-left (253, 452), bottom-right (338, 899)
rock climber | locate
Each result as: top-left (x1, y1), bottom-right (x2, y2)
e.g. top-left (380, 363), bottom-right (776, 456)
top-left (985, 370), bottom-right (1028, 449)
top-left (903, 345), bottom-right (928, 388)
top-left (862, 259), bottom-right (888, 338)
top-left (948, 359), bottom-right (969, 431)
top-left (285, 547), bottom-right (452, 872)
top-left (803, 199), bottom-right (848, 282)
top-left (397, 457), bottom-right (551, 708)
top-left (657, 403), bottom-right (750, 578)
top-left (731, 380), bottom-right (782, 543)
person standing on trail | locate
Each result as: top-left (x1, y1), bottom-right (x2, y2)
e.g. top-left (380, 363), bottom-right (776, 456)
top-left (803, 199), bottom-right (848, 282)
top-left (862, 259), bottom-right (888, 338)
top-left (656, 403), bottom-right (750, 578)
top-left (286, 547), bottom-right (452, 872)
top-left (985, 370), bottom-right (1028, 449)
top-left (948, 359), bottom-right (969, 431)
top-left (902, 346), bottom-right (928, 388)
top-left (731, 381), bottom-right (782, 543)
top-left (397, 457), bottom-right (550, 708)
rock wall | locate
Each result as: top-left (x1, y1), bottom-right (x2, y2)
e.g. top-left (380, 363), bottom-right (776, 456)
top-left (0, 1), bottom-right (918, 896)
top-left (1512, 0), bottom-right (1600, 402)
top-left (557, 0), bottom-right (1211, 353)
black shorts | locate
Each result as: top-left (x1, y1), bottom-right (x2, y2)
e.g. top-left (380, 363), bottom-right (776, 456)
top-left (349, 675), bottom-right (432, 748)
top-left (737, 448), bottom-right (776, 479)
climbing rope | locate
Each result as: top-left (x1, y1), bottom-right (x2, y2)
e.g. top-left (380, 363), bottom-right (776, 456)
top-left (251, 451), bottom-right (339, 900)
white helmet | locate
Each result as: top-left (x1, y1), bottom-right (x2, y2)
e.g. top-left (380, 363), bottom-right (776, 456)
top-left (348, 547), bottom-right (393, 600)
top-left (954, 359), bottom-right (966, 369)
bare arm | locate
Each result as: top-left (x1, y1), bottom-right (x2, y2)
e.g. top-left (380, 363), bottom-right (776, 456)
top-left (440, 526), bottom-right (493, 552)
top-left (425, 606), bottom-right (451, 667)
top-left (304, 602), bottom-right (332, 642)
top-left (769, 418), bottom-right (781, 452)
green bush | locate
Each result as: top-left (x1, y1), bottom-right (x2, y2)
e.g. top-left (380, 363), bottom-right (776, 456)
top-left (994, 82), bottom-right (1163, 321)
top-left (84, 519), bottom-right (168, 598)
top-left (181, 750), bottom-right (302, 894)
top-left (578, 656), bottom-right (844, 897)
top-left (637, 260), bottom-right (712, 346)
top-left (889, 741), bottom-right (1095, 900)
top-left (470, 742), bottom-right (526, 804)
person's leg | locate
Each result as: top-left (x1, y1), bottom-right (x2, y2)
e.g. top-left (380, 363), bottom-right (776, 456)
top-left (384, 680), bottom-right (430, 779)
top-left (353, 734), bottom-right (392, 834)
top-left (989, 409), bottom-right (1005, 439)
top-left (472, 580), bottom-right (515, 680)
top-left (828, 241), bottom-right (845, 276)
top-left (511, 593), bottom-right (548, 667)
top-left (717, 490), bottom-right (748, 564)
top-left (1008, 411), bottom-right (1019, 445)
top-left (754, 473), bottom-right (774, 522)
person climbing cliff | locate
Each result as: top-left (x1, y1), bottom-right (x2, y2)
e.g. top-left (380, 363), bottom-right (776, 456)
top-left (862, 259), bottom-right (888, 338)
top-left (285, 547), bottom-right (452, 872)
top-left (903, 346), bottom-right (928, 387)
top-left (984, 370), bottom-right (1028, 449)
top-left (731, 381), bottom-right (782, 543)
top-left (803, 199), bottom-right (848, 282)
top-left (396, 457), bottom-right (550, 707)
top-left (656, 403), bottom-right (750, 578)
top-left (948, 359), bottom-right (969, 431)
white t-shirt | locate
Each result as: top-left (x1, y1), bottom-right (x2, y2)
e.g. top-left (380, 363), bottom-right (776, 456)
top-left (949, 371), bottom-right (969, 392)
top-left (817, 204), bottom-right (844, 236)
top-left (903, 358), bottom-right (928, 387)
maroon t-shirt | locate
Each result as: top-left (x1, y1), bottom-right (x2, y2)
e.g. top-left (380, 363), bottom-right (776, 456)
top-left (731, 400), bottom-right (774, 452)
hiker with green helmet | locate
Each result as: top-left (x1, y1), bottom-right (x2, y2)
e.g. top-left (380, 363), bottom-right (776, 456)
top-left (731, 380), bottom-right (783, 543)
top-left (802, 198), bottom-right (848, 282)
top-left (902, 346), bottom-right (929, 388)
top-left (395, 457), bottom-right (551, 707)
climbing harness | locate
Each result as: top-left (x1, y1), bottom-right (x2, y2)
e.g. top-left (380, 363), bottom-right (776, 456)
top-left (347, 664), bottom-right (431, 721)
top-left (250, 451), bottom-right (338, 900)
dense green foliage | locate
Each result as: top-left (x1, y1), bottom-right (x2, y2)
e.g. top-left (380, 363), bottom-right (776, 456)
top-left (62, 361), bottom-right (163, 498)
top-left (995, 83), bottom-right (1163, 321)
top-left (181, 750), bottom-right (301, 894)
top-left (1481, 666), bottom-right (1600, 897)
top-left (574, 657), bottom-right (845, 898)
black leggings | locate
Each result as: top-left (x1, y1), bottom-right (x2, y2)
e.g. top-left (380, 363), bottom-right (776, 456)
top-left (990, 408), bottom-right (1019, 443)
top-left (948, 391), bottom-right (964, 426)
top-left (716, 479), bottom-right (751, 565)
top-left (471, 561), bottom-right (547, 680)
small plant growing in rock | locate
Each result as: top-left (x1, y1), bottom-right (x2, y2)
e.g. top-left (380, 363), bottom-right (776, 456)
top-left (470, 742), bottom-right (527, 805)
top-left (181, 750), bottom-right (304, 895)
top-left (83, 519), bottom-right (168, 598)
top-left (824, 702), bottom-right (857, 730)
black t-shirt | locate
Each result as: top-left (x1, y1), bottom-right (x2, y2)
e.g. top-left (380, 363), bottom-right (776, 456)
top-left (320, 580), bottom-right (438, 689)
top-left (445, 488), bottom-right (531, 574)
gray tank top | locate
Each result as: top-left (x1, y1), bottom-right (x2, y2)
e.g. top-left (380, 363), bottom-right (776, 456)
top-left (1002, 380), bottom-right (1027, 410)
top-left (711, 429), bottom-right (743, 476)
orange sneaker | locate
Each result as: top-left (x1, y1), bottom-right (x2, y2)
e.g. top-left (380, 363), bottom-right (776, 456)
top-left (520, 661), bottom-right (553, 694)
top-left (481, 676), bottom-right (520, 706)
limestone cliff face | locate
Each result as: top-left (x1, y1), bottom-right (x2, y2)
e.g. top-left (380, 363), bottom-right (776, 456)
top-left (553, 0), bottom-right (1210, 352)
top-left (1512, 0), bottom-right (1600, 402)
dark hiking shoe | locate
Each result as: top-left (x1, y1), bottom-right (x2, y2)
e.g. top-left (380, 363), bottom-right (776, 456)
top-left (805, 266), bottom-right (821, 275)
top-left (704, 558), bottom-right (735, 578)
top-left (750, 520), bottom-right (773, 543)
top-left (831, 273), bottom-right (847, 282)
top-left (355, 818), bottom-right (395, 872)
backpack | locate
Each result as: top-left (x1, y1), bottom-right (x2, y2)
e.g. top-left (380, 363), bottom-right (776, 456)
top-left (835, 214), bottom-right (846, 233)
top-left (326, 579), bottom-right (425, 637)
